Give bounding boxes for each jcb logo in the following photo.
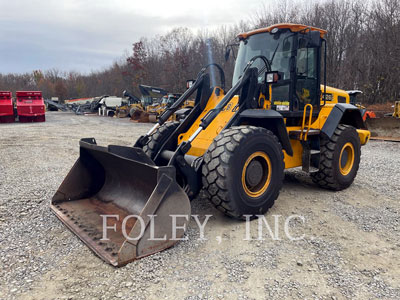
[222,103,239,112]
[222,103,232,112]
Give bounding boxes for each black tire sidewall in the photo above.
[143,122,179,159]
[227,130,284,215]
[332,127,361,187]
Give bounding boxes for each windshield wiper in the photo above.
[269,42,280,66]
[252,42,280,77]
[238,42,280,80]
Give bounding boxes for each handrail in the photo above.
[300,104,313,141]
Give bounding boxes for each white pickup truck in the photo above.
[99,97,127,116]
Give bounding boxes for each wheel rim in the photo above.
[339,142,355,176]
[241,151,272,198]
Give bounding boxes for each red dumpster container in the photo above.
[0,91,15,123]
[16,91,46,122]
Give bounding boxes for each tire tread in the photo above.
[202,126,284,219]
[143,121,179,159]
[311,124,361,191]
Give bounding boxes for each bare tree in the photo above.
[0,0,398,104]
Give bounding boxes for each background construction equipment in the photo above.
[0,91,15,123]
[16,91,46,122]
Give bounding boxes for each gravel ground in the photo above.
[0,112,399,300]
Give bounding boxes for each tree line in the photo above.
[0,0,398,104]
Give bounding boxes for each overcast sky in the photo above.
[0,0,265,74]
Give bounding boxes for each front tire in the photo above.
[311,124,361,190]
[202,126,285,219]
[142,121,179,159]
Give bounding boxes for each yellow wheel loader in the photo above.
[51,23,370,266]
[146,93,189,122]
[130,91,195,123]
[160,94,195,122]
[121,86,168,122]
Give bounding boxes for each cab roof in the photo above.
[238,23,327,40]
[322,85,349,98]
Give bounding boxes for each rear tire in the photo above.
[201,126,284,219]
[143,121,179,160]
[311,124,361,190]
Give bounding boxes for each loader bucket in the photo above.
[51,138,191,266]
[130,108,149,122]
[366,117,400,141]
[129,107,158,123]
[115,107,129,118]
[131,111,152,122]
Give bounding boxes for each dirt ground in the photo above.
[0,112,399,300]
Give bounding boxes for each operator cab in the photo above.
[234,24,326,117]
[162,94,180,107]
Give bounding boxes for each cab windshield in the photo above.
[232,31,294,86]
[142,97,153,106]
[161,96,177,106]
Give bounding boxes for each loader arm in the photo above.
[146,67,261,197]
[151,66,258,162]
[134,71,212,148]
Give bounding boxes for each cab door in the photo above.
[294,36,320,111]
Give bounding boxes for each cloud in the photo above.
[0,0,264,74]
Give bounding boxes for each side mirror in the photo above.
[307,30,321,47]
[123,90,128,97]
[186,79,195,89]
[265,71,282,84]
[224,47,231,61]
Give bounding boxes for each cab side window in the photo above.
[295,37,319,110]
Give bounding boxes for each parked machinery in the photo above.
[393,101,400,118]
[16,91,45,122]
[120,89,150,121]
[0,91,15,123]
[132,85,168,122]
[147,93,196,122]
